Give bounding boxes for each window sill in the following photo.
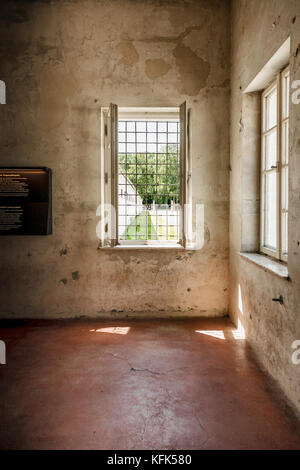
[99,244,186,251]
[238,252,289,279]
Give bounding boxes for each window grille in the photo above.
[118,120,181,243]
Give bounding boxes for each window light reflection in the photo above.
[89,327,130,335]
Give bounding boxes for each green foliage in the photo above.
[119,144,180,205]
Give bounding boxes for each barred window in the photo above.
[99,104,187,248]
[118,119,181,244]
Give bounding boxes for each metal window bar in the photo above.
[118,120,181,243]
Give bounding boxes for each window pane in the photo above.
[118,121,125,132]
[127,143,135,153]
[127,122,135,132]
[136,122,146,132]
[146,143,156,152]
[168,133,178,143]
[282,120,289,165]
[282,212,288,255]
[265,87,277,131]
[137,143,146,152]
[168,122,178,132]
[263,171,277,250]
[281,166,288,255]
[147,122,156,132]
[282,72,290,119]
[282,166,288,211]
[147,133,156,143]
[158,122,166,132]
[264,129,277,170]
[127,133,135,142]
[118,119,181,242]
[137,133,146,142]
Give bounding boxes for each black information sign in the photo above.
[0,168,52,235]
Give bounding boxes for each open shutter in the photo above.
[110,103,118,246]
[180,102,187,247]
[98,103,118,248]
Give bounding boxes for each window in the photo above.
[101,105,188,247]
[118,116,181,244]
[261,66,289,261]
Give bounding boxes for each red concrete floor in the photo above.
[0,318,299,450]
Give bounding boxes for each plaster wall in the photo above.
[0,0,230,318]
[230,0,300,414]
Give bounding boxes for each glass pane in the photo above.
[147,133,156,143]
[127,133,135,142]
[286,73,290,117]
[281,166,288,256]
[127,143,135,153]
[137,133,146,143]
[168,122,178,132]
[282,167,288,211]
[282,120,289,164]
[137,143,146,152]
[282,72,290,119]
[158,133,167,143]
[147,143,156,152]
[127,122,135,132]
[158,122,166,132]
[265,87,277,131]
[118,121,125,132]
[136,122,146,132]
[168,133,178,143]
[147,122,156,132]
[263,171,277,250]
[282,212,288,256]
[118,119,180,242]
[264,129,277,170]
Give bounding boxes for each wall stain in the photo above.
[140,25,204,45]
[172,43,210,95]
[145,59,171,80]
[60,246,68,256]
[139,24,209,95]
[37,64,76,130]
[116,35,139,66]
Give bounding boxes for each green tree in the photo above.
[119,144,180,205]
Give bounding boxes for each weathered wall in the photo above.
[230,0,300,414]
[0,0,230,318]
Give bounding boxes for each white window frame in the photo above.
[100,104,188,248]
[260,66,289,262]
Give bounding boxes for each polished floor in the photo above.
[0,318,299,450]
